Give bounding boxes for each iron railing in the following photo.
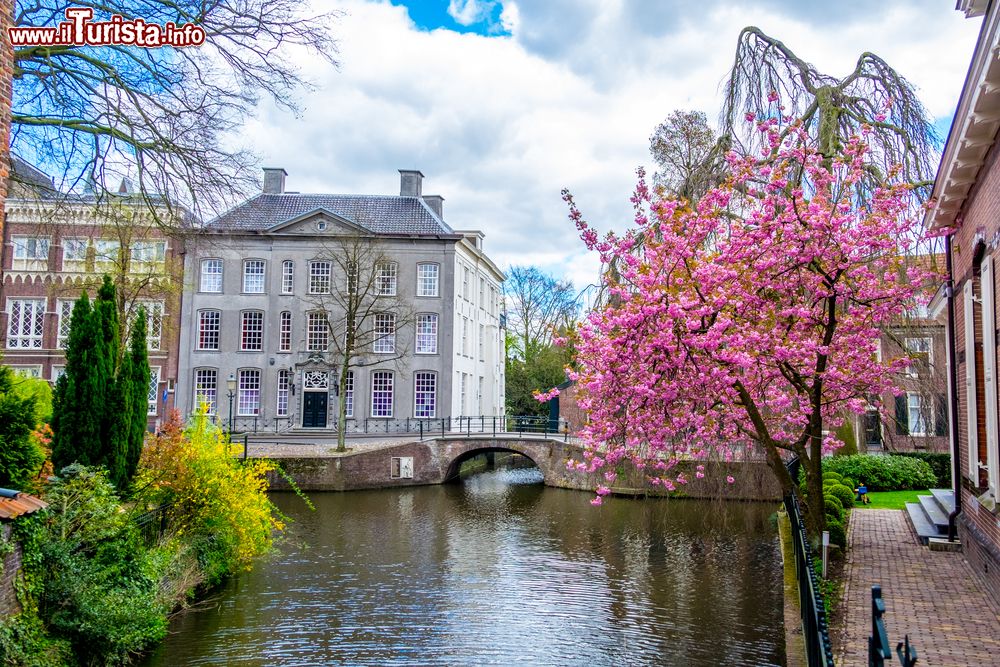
[229,414,573,441]
[869,585,918,666]
[132,502,172,547]
[784,458,835,667]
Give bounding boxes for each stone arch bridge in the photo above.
[264,434,782,500]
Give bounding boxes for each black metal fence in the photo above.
[229,414,573,441]
[869,585,918,666]
[784,459,835,667]
[132,502,172,547]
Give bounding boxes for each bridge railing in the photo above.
[869,585,918,667]
[229,415,575,441]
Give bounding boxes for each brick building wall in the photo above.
[0,523,23,616]
[950,131,1000,598]
[1,0,14,240]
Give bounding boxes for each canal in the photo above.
[142,464,785,666]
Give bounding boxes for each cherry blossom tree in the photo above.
[556,115,936,534]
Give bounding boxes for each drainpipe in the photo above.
[945,232,963,541]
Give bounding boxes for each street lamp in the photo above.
[227,373,237,434]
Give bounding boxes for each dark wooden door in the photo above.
[303,392,328,428]
[862,411,881,447]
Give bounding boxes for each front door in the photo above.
[862,411,881,448]
[302,392,328,428]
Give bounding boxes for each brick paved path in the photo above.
[836,509,1000,666]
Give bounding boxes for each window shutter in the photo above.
[895,395,909,436]
[965,279,979,477]
[983,256,1000,497]
[935,393,948,437]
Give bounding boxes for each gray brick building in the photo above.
[176,169,505,430]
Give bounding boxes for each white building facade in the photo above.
[175,169,505,431]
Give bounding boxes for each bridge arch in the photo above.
[441,444,547,483]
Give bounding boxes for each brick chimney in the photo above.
[262,167,287,194]
[399,169,423,197]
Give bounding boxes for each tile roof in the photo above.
[206,194,455,236]
[0,488,48,520]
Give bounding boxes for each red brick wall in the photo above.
[951,136,1000,599]
[0,0,14,244]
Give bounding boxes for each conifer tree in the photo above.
[124,308,151,484]
[52,294,107,468]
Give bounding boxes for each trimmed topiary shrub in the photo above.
[826,517,847,548]
[823,471,843,482]
[828,484,857,509]
[824,497,844,522]
[892,451,951,488]
[822,454,935,491]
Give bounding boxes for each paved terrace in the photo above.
[836,509,1000,666]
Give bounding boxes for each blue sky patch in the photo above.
[393,1,510,36]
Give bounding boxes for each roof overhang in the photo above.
[926,2,1000,231]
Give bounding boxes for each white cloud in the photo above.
[243,0,984,290]
[447,0,496,27]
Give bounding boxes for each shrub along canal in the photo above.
[142,460,784,666]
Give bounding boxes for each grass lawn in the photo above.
[853,489,931,510]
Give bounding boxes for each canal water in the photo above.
[142,466,784,666]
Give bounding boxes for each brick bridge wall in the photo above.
[266,437,783,501]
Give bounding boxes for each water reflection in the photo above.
[142,467,783,666]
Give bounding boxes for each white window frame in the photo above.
[148,366,161,416]
[309,260,331,294]
[131,240,166,264]
[197,310,221,350]
[371,371,394,418]
[57,300,74,349]
[376,262,397,296]
[241,310,264,351]
[135,301,164,351]
[276,369,290,417]
[307,312,329,352]
[94,239,120,268]
[194,368,218,414]
[416,313,438,354]
[281,260,295,294]
[414,371,437,418]
[373,313,396,354]
[279,311,292,352]
[907,392,931,437]
[62,238,88,267]
[238,369,262,416]
[11,235,49,261]
[417,263,439,297]
[343,370,355,418]
[6,299,45,349]
[200,258,223,293]
[8,365,42,378]
[242,259,266,293]
[904,337,932,378]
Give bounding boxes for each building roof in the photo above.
[926,3,1000,230]
[206,193,455,236]
[0,488,48,520]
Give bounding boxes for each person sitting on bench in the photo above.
[856,482,870,505]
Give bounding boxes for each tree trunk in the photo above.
[336,361,348,453]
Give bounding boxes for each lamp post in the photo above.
[227,373,237,434]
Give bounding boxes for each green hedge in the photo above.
[821,454,935,491]
[892,452,951,488]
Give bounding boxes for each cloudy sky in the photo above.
[242,0,984,292]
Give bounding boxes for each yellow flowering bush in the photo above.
[137,408,283,583]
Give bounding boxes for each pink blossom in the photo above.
[561,123,936,503]
[590,496,603,506]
